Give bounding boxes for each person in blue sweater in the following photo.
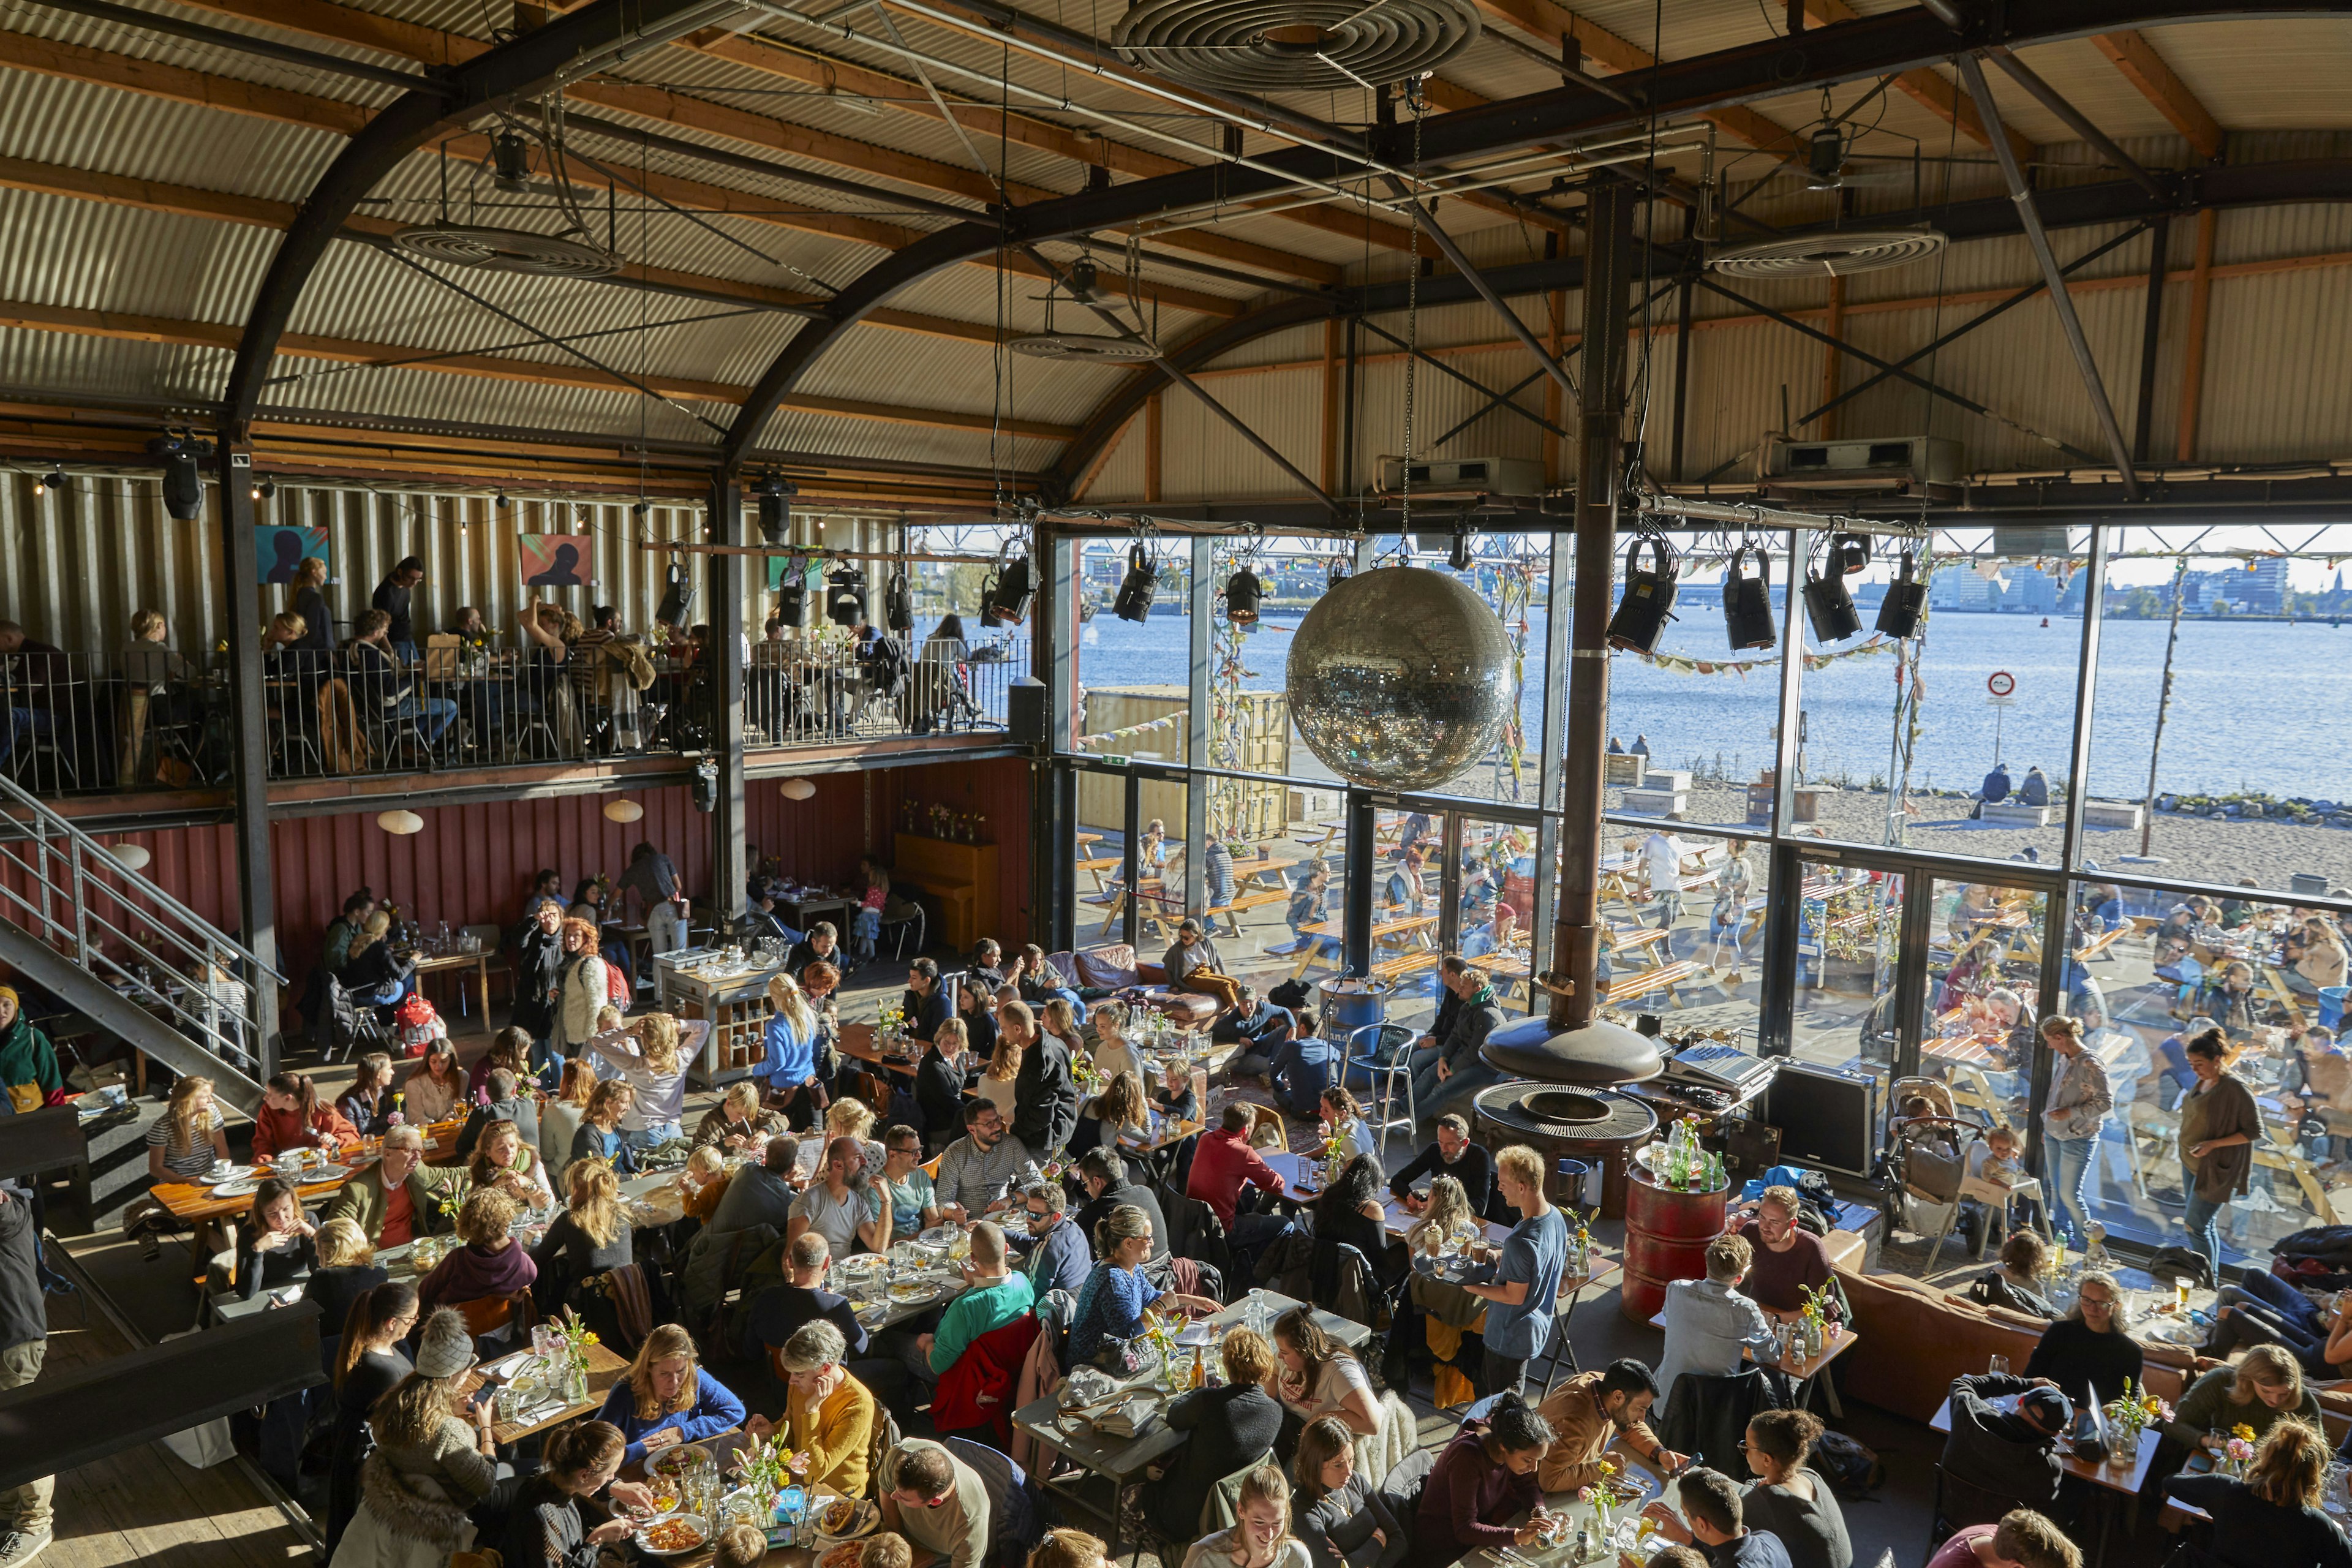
[760,973,822,1129]
[594,1323,747,1467]
[1012,1180,1093,1297]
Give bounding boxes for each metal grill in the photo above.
[1707,229,1950,280]
[1113,0,1479,92]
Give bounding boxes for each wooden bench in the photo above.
[1076,855,1122,891]
[1371,948,1442,985]
[1603,959,1705,1008]
[2073,924,2131,964]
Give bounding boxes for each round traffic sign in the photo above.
[1987,670,2015,697]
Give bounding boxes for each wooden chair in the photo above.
[1245,1103,1289,1152]
[457,1288,534,1341]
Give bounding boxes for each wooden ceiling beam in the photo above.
[0,153,1011,345]
[145,0,1352,281]
[0,34,1246,316]
[0,296,1077,441]
[2092,31,2224,160]
[1467,0,1801,158]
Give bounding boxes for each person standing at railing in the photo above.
[287,556,333,657]
[0,987,63,1115]
[371,556,424,666]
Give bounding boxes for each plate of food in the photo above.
[636,1513,709,1557]
[840,1253,888,1275]
[888,1281,933,1304]
[821,1540,869,1568]
[815,1496,879,1542]
[649,1444,712,1479]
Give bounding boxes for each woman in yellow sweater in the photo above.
[748,1319,877,1498]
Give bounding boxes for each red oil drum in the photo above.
[1621,1164,1728,1323]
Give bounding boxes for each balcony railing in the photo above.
[0,634,1026,797]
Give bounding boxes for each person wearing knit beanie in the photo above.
[413,1307,477,1381]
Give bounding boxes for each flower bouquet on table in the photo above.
[2225,1423,2258,1478]
[551,1312,600,1404]
[1795,1284,1838,1355]
[1577,1458,1623,1543]
[2099,1379,2170,1464]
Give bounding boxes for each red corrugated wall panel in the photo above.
[6,760,1032,994]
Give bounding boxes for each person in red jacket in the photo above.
[1186,1102,1287,1245]
[251,1071,360,1163]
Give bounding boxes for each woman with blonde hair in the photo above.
[594,1321,746,1466]
[1153,1327,1283,1543]
[694,1078,784,1153]
[758,971,822,1128]
[341,908,415,1009]
[530,1156,631,1314]
[1180,1461,1311,1568]
[538,1057,598,1178]
[978,1027,1022,1125]
[1041,996,1085,1056]
[820,1096,885,1180]
[2162,1418,2351,1566]
[288,555,332,655]
[1314,1086,1381,1177]
[145,1072,230,1183]
[1403,1174,1482,1259]
[301,1216,388,1342]
[588,1009,690,1153]
[679,1145,733,1223]
[570,1079,636,1175]
[2169,1343,2325,1455]
[466,1116,552,1211]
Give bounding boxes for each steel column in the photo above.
[1759,530,1809,1057]
[1670,271,1694,481]
[214,442,279,1074]
[1529,527,1574,1014]
[1344,790,1376,977]
[707,473,748,929]
[1550,176,1634,1031]
[1958,51,2142,498]
[2059,524,2112,875]
[1185,537,1212,914]
[1121,769,1142,950]
[2133,216,2173,464]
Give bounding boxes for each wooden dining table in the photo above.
[466,1340,633,1446]
[410,948,500,1025]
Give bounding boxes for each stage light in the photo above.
[1448,527,1474,573]
[251,477,275,502]
[982,556,1033,626]
[826,565,867,628]
[775,580,810,629]
[494,489,509,509]
[1112,544,1159,622]
[1723,545,1777,652]
[756,473,793,546]
[884,570,913,632]
[491,129,533,193]
[1802,533,1866,643]
[148,434,203,521]
[654,562,694,627]
[34,468,62,497]
[1327,557,1351,589]
[1606,535,1680,654]
[1224,568,1262,624]
[1877,547,1927,638]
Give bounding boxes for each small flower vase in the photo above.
[564,1359,589,1404]
[2112,1427,2141,1466]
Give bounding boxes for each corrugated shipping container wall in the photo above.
[0,472,900,658]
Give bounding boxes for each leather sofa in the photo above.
[1049,943,1221,1027]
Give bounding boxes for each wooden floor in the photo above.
[34,1289,312,1568]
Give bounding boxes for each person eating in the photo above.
[594,1323,748,1468]
[1408,1393,1556,1568]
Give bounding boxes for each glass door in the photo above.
[1790,858,1905,1079]
[1920,877,2051,1132]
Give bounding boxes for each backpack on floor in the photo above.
[2147,1245,2215,1291]
[1811,1430,1884,1495]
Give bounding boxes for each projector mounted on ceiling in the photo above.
[1114,0,1480,92]
[1708,228,1947,279]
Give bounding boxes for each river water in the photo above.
[1075,605,2352,801]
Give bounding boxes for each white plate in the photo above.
[202,1164,257,1184]
[635,1513,711,1558]
[210,1178,261,1197]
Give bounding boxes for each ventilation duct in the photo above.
[1114,0,1479,92]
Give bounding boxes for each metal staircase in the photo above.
[0,772,276,1109]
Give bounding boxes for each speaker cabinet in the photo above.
[1758,1060,1880,1178]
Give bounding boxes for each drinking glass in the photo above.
[1989,1354,2010,1376]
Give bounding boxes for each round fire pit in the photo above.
[1474,1080,1656,1219]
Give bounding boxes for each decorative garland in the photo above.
[1076,710,1188,749]
[1630,634,1901,677]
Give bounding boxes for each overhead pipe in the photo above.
[1956,51,2143,502]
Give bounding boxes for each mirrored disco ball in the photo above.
[1284,565,1513,791]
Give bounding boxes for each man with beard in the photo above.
[1534,1357,1687,1491]
[788,1136,889,1256]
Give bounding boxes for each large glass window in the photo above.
[2087,526,2352,894]
[1919,877,2049,1132]
[1605,534,1793,834]
[1797,529,2086,866]
[1790,858,1902,1080]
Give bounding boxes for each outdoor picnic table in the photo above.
[1011,1289,1368,1555]
[1289,912,1439,979]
